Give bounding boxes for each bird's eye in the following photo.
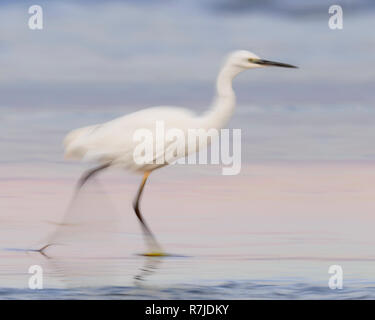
[248,58,256,63]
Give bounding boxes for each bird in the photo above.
[39,50,297,256]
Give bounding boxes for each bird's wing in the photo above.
[63,106,198,170]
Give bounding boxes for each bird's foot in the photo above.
[35,243,54,258]
[142,251,168,257]
[143,239,168,257]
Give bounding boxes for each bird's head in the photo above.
[226,50,298,70]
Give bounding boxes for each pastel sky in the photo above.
[0,0,374,108]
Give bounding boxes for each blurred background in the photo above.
[0,0,375,299]
[0,0,375,162]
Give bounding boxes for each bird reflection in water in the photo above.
[27,177,164,288]
[133,256,163,284]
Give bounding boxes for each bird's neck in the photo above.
[201,64,242,129]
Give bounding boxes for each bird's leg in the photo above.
[133,171,164,255]
[76,163,111,190]
[37,163,111,256]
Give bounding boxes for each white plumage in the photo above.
[64,50,296,173]
[64,106,198,172]
[39,50,297,256]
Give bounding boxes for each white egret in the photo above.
[40,50,297,256]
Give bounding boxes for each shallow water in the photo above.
[1,162,375,299]
[1,250,375,299]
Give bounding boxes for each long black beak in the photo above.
[254,59,298,68]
